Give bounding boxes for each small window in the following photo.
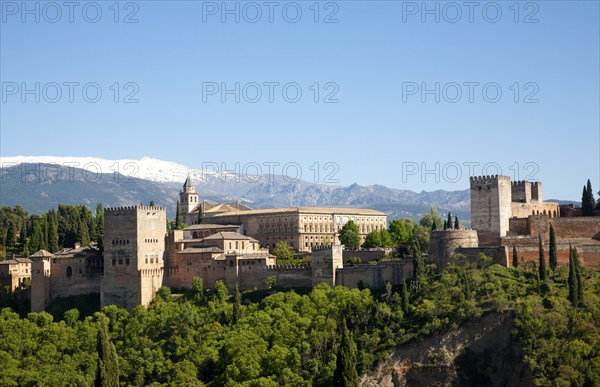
[126,258,130,265]
[112,259,116,265]
[66,266,72,277]
[118,258,123,265]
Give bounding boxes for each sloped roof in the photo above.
[202,232,259,242]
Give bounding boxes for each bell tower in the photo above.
[179,176,199,224]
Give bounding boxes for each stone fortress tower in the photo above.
[101,206,167,310]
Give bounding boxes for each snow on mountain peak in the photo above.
[0,155,205,184]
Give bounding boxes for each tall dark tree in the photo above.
[175,200,182,229]
[78,220,90,246]
[149,200,155,207]
[454,215,459,230]
[538,235,547,282]
[95,315,119,387]
[96,204,104,251]
[582,181,595,215]
[512,246,519,268]
[333,319,359,387]
[400,280,409,314]
[574,247,583,306]
[568,245,579,306]
[549,224,557,274]
[232,285,242,324]
[447,212,452,230]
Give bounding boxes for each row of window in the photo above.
[144,238,159,243]
[112,258,130,265]
[112,239,130,245]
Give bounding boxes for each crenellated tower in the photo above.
[469,175,512,244]
[102,206,167,310]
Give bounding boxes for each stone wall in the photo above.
[342,249,392,264]
[429,230,479,269]
[336,259,413,289]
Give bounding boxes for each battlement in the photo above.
[512,180,528,186]
[469,175,509,185]
[104,205,167,215]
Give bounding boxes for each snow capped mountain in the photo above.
[0,156,472,221]
[0,155,230,184]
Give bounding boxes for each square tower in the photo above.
[102,206,166,310]
[469,175,512,241]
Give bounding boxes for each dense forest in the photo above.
[1,253,598,386]
[0,204,104,257]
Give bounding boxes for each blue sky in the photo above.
[1,1,599,200]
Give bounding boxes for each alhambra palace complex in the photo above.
[1,175,597,312]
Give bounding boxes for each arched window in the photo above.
[66,266,72,277]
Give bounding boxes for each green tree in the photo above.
[272,241,294,260]
[574,247,583,306]
[419,207,443,229]
[96,204,104,251]
[78,220,90,246]
[454,215,459,230]
[47,210,59,252]
[333,319,359,387]
[95,315,119,387]
[192,276,203,302]
[400,280,409,314]
[538,235,547,282]
[339,221,360,250]
[549,224,557,274]
[512,246,519,268]
[568,245,579,306]
[447,212,452,230]
[149,200,155,207]
[175,200,181,227]
[233,285,242,324]
[363,230,381,248]
[582,180,595,215]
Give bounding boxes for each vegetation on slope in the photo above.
[0,254,598,385]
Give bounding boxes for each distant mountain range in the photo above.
[5,156,572,223]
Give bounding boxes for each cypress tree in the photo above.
[333,319,359,387]
[574,247,583,306]
[400,280,409,314]
[433,219,438,231]
[585,180,595,215]
[96,204,104,251]
[175,200,182,229]
[48,212,59,253]
[568,245,578,306]
[6,221,16,248]
[454,215,459,230]
[549,224,557,274]
[95,316,119,387]
[149,200,155,207]
[79,220,90,246]
[447,212,452,230]
[538,235,547,281]
[232,285,242,324]
[512,246,519,268]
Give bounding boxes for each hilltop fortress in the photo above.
[28,179,411,311]
[21,175,598,312]
[430,175,600,268]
